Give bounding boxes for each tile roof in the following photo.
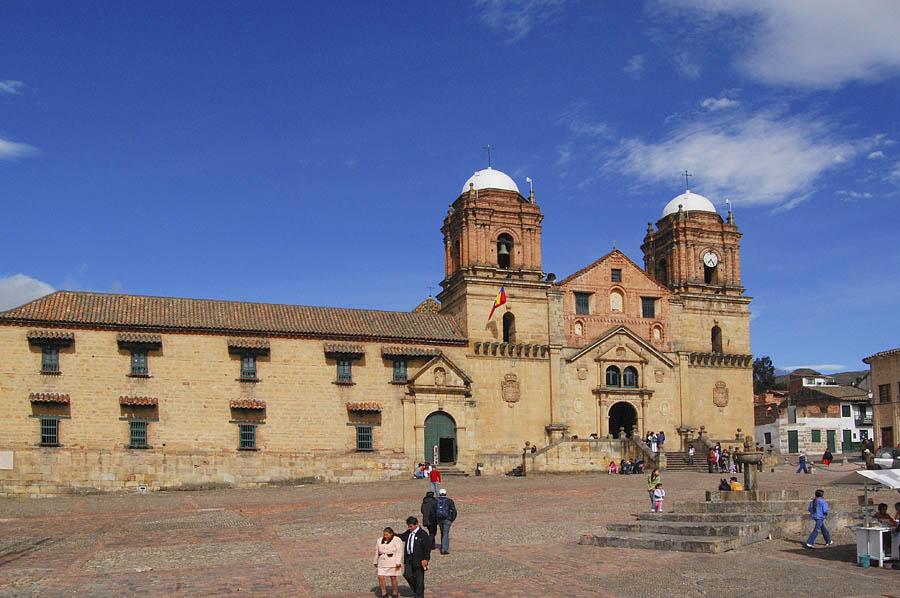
[324,343,365,355]
[381,345,442,358]
[227,337,271,350]
[119,396,158,407]
[0,291,466,345]
[346,402,382,412]
[557,249,670,292]
[230,399,266,410]
[27,329,75,342]
[863,347,900,363]
[29,392,70,404]
[413,297,440,314]
[116,332,162,345]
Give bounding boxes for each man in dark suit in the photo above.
[397,515,431,598]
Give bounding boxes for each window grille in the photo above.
[356,425,373,451]
[392,360,408,383]
[611,268,622,282]
[41,346,59,373]
[131,351,148,375]
[130,421,148,448]
[337,359,352,383]
[641,297,656,318]
[878,384,890,403]
[240,355,257,379]
[239,424,257,449]
[574,292,590,315]
[40,418,59,446]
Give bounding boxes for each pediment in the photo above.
[566,325,675,368]
[595,342,646,364]
[408,354,472,395]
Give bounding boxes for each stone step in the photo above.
[579,531,750,554]
[607,520,766,538]
[677,500,810,514]
[441,468,469,477]
[636,511,809,524]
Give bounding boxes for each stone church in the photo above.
[0,166,753,494]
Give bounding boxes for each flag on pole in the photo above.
[488,286,507,321]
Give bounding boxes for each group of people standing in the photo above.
[374,470,458,598]
[706,443,746,474]
[644,431,665,454]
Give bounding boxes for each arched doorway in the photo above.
[424,411,457,464]
[608,402,638,438]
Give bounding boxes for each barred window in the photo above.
[611,268,622,282]
[356,425,373,451]
[392,360,408,383]
[40,418,59,446]
[878,384,890,403]
[41,346,59,374]
[574,292,591,315]
[239,424,257,449]
[641,297,656,318]
[240,355,257,380]
[337,359,352,383]
[130,421,148,448]
[131,351,148,376]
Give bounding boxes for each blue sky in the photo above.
[1,1,898,373]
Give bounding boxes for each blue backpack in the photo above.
[436,496,451,519]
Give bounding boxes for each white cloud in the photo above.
[674,52,700,79]
[867,151,885,160]
[662,0,900,88]
[0,274,55,311]
[0,136,37,160]
[612,111,856,209]
[890,162,900,181]
[782,364,847,373]
[623,54,646,78]
[0,80,24,95]
[836,190,873,200]
[701,97,739,111]
[556,143,573,165]
[476,0,565,42]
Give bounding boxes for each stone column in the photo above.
[599,400,608,438]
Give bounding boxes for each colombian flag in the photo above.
[488,286,507,321]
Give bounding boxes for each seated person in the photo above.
[619,459,627,474]
[718,478,732,491]
[413,463,426,479]
[623,460,634,474]
[633,459,645,474]
[728,476,744,491]
[607,461,618,474]
[874,503,897,528]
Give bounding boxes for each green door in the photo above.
[424,412,456,464]
[787,430,799,453]
[827,430,837,453]
[841,429,851,452]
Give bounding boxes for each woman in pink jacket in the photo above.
[374,527,404,598]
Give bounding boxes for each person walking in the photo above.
[397,516,431,598]
[688,445,695,465]
[797,452,809,474]
[821,449,833,466]
[435,488,458,555]
[657,431,666,452]
[650,433,659,455]
[420,491,438,549]
[373,527,404,598]
[428,465,442,495]
[804,489,833,549]
[647,468,661,511]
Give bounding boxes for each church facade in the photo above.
[0,167,753,494]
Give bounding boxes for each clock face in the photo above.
[703,251,719,268]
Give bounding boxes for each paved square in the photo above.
[0,466,896,597]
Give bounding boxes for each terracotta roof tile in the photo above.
[413,297,440,314]
[346,402,382,412]
[381,345,442,358]
[29,392,70,404]
[864,347,900,363]
[324,343,365,355]
[119,396,158,407]
[227,337,271,350]
[27,329,74,343]
[116,332,162,345]
[230,399,266,410]
[1,291,466,345]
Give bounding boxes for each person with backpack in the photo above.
[435,488,458,555]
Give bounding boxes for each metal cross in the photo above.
[682,169,693,191]
[427,285,434,297]
[483,144,493,168]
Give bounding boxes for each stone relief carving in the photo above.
[573,398,585,414]
[434,367,446,386]
[658,401,670,416]
[615,346,626,357]
[713,381,729,408]
[576,367,588,380]
[654,369,664,383]
[501,373,520,406]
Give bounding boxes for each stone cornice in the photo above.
[686,352,753,368]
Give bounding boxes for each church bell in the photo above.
[498,243,510,256]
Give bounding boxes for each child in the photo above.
[652,483,666,512]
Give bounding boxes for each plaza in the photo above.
[0,467,894,597]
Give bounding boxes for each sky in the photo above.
[1,1,898,373]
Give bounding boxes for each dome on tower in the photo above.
[461,167,520,194]
[661,190,717,217]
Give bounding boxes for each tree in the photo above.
[753,356,776,394]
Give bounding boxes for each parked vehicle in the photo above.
[873,447,900,469]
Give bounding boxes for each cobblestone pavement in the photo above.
[0,465,897,597]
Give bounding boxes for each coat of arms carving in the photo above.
[501,373,520,406]
[713,381,729,408]
[654,369,664,383]
[576,367,588,380]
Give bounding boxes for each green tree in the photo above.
[753,356,776,394]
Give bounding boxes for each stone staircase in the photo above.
[441,466,469,477]
[505,465,524,477]
[579,490,841,553]
[663,451,708,472]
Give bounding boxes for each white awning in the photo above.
[857,469,900,489]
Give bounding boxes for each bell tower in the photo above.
[437,167,550,343]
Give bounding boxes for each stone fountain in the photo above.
[735,434,763,490]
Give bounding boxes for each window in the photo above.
[623,366,638,388]
[337,359,352,383]
[356,425,373,451]
[764,432,772,445]
[711,326,723,353]
[130,351,148,376]
[788,406,797,424]
[502,311,516,343]
[129,421,148,448]
[240,355,257,380]
[605,366,620,387]
[611,268,622,282]
[574,292,591,315]
[40,418,59,446]
[811,429,821,443]
[841,405,851,418]
[657,259,668,286]
[392,359,408,383]
[879,384,891,403]
[609,289,624,312]
[41,346,59,374]
[239,424,257,449]
[497,234,513,269]
[641,297,656,318]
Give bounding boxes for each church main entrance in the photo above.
[424,411,457,464]
[608,401,638,438]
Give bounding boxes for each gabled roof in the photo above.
[408,353,473,385]
[792,385,869,402]
[566,325,675,367]
[557,249,669,293]
[790,368,823,377]
[0,291,467,345]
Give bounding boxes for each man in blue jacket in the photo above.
[805,489,833,548]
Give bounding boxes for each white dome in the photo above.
[461,167,520,194]
[662,191,717,217]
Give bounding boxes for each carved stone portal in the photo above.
[713,381,729,408]
[501,373,520,407]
